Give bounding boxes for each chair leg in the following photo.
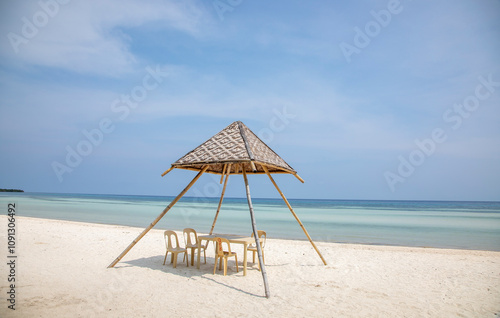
[203,249,206,264]
[173,253,178,268]
[235,254,239,273]
[190,248,195,266]
[223,257,227,276]
[163,251,168,265]
[252,251,256,264]
[185,252,189,267]
[213,257,218,274]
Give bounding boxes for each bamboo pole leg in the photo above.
[220,164,227,184]
[262,165,327,265]
[108,166,209,268]
[242,169,270,298]
[209,164,231,235]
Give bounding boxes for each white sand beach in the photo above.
[1,216,499,317]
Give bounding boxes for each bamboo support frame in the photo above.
[171,161,298,176]
[161,166,174,177]
[108,166,209,268]
[220,164,227,184]
[252,161,296,176]
[209,164,231,235]
[174,161,294,176]
[293,173,305,183]
[242,169,270,298]
[249,161,257,172]
[262,165,327,265]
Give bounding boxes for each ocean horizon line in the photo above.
[5,191,500,204]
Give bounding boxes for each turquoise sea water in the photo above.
[1,192,500,251]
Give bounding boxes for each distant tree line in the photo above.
[0,189,24,192]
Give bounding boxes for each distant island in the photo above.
[0,189,24,192]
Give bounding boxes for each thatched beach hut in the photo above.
[108,121,326,298]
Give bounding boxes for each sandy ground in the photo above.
[0,216,499,317]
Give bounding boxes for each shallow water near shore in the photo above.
[1,192,499,251]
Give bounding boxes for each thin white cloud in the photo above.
[0,0,209,76]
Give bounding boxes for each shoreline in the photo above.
[1,215,499,317]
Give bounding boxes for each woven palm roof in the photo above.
[165,121,299,177]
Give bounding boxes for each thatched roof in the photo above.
[164,121,301,178]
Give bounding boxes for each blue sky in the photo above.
[0,0,499,201]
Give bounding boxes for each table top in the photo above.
[198,234,254,244]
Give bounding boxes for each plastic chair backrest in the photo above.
[183,228,198,247]
[215,237,231,256]
[251,230,267,248]
[164,230,180,250]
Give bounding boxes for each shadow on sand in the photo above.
[116,254,265,298]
